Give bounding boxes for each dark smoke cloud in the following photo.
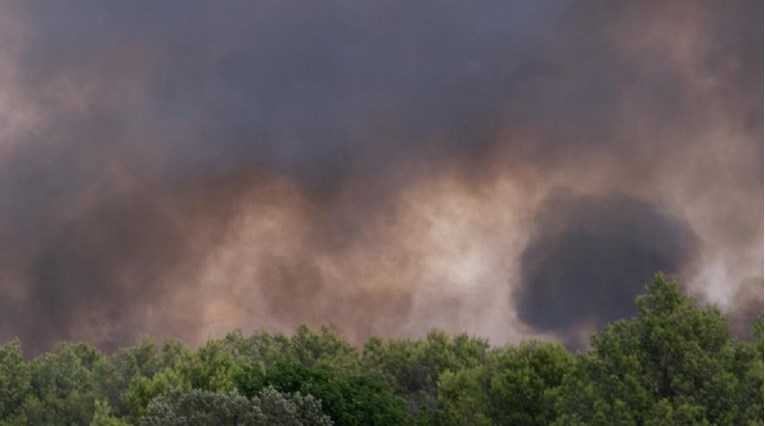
[0,0,760,353]
[516,192,699,346]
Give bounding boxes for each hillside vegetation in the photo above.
[0,275,761,425]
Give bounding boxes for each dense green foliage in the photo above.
[138,386,331,426]
[0,275,761,425]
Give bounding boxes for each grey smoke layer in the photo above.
[0,0,760,353]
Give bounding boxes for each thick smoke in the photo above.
[516,192,699,347]
[0,0,760,353]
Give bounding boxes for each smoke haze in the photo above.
[0,0,761,353]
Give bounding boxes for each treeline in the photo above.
[0,275,761,425]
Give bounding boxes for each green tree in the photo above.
[123,367,190,420]
[90,400,128,426]
[237,361,406,425]
[361,330,488,418]
[13,342,104,425]
[0,339,30,420]
[138,386,331,426]
[288,326,360,371]
[204,327,359,373]
[733,317,764,425]
[439,340,574,425]
[554,274,754,425]
[254,386,332,426]
[180,339,242,392]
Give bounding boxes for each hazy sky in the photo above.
[0,0,761,353]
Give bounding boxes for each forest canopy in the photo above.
[0,274,762,425]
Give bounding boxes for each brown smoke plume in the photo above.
[0,0,760,353]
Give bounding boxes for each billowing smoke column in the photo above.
[517,192,699,347]
[0,0,760,353]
